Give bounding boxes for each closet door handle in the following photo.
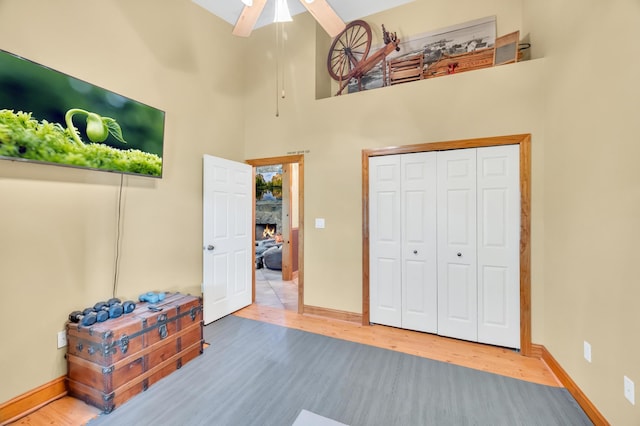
[457,252,462,257]
[413,250,418,254]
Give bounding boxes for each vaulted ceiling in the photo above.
[192,0,414,34]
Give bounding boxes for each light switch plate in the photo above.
[315,218,325,229]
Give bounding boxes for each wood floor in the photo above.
[5,396,99,426]
[235,304,561,387]
[9,302,560,425]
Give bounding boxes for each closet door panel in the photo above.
[477,145,520,348]
[481,266,508,323]
[446,263,474,320]
[401,153,437,333]
[437,149,478,342]
[369,155,402,328]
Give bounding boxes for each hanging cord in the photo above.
[280,23,286,100]
[275,22,287,117]
[275,23,280,117]
[112,173,124,298]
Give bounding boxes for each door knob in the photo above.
[413,250,418,254]
[206,245,215,251]
[457,252,462,257]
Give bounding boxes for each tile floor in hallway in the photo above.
[255,267,298,311]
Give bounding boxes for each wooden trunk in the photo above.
[66,293,203,413]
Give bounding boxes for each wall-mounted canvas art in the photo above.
[0,49,165,178]
[348,16,497,93]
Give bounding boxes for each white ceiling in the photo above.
[192,0,414,31]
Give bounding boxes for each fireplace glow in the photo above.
[262,224,276,239]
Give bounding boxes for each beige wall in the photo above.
[1,0,639,424]
[524,0,640,424]
[0,0,246,402]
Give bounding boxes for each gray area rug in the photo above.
[88,315,592,426]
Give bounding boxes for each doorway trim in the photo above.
[246,154,304,314]
[362,134,532,355]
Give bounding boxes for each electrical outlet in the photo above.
[624,376,635,405]
[583,341,591,363]
[57,330,67,349]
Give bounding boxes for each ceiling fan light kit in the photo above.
[232,0,344,37]
[274,0,293,22]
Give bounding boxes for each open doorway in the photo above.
[246,155,304,314]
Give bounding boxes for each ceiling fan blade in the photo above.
[299,0,346,37]
[232,0,267,37]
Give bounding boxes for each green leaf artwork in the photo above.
[0,109,161,176]
[65,108,127,145]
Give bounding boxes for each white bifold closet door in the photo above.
[370,145,520,349]
[477,145,520,348]
[436,148,478,342]
[436,145,520,347]
[369,152,438,333]
[369,154,402,328]
[401,152,438,333]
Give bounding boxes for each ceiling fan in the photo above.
[233,0,346,38]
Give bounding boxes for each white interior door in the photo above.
[476,145,520,348]
[401,152,438,333]
[437,149,478,342]
[369,155,402,328]
[203,155,252,324]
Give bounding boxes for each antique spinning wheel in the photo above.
[326,20,372,81]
